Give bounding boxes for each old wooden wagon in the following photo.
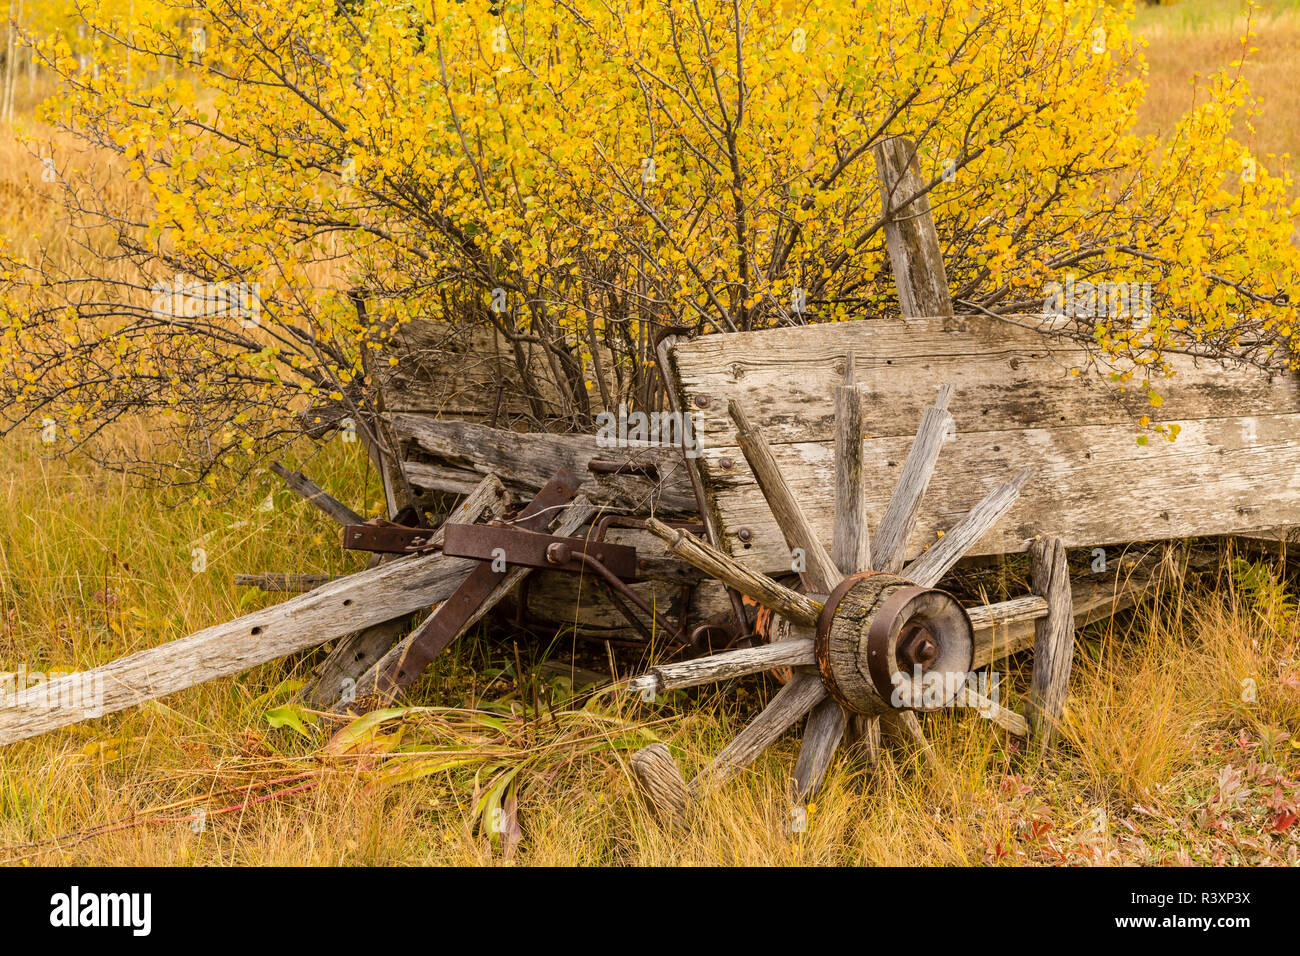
[3,137,1297,825]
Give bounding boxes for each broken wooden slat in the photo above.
[389,414,695,515]
[269,461,364,526]
[1026,536,1076,750]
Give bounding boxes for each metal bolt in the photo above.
[694,394,711,408]
[736,528,753,543]
[545,542,572,565]
[897,624,938,670]
[719,456,735,470]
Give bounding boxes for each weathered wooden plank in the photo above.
[389,414,695,515]
[690,415,1300,573]
[0,549,488,745]
[668,315,1300,446]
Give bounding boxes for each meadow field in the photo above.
[1,0,1298,865]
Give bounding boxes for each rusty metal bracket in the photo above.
[443,523,639,580]
[342,521,438,554]
[368,469,583,700]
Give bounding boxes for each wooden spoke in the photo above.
[695,673,827,789]
[627,638,816,697]
[833,358,871,576]
[792,696,848,802]
[902,467,1033,587]
[965,689,1030,737]
[1026,536,1075,750]
[729,398,841,593]
[643,517,823,627]
[871,384,954,573]
[879,710,940,772]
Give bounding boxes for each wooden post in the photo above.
[1026,536,1075,750]
[872,136,953,319]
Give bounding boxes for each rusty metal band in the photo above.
[814,571,890,712]
[865,585,928,704]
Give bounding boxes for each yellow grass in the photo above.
[0,0,1298,866]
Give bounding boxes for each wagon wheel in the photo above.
[630,368,1034,818]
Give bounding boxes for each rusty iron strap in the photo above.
[369,469,582,699]
[442,523,638,580]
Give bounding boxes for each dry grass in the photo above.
[1134,0,1300,190]
[0,438,1297,866]
[1,0,1299,866]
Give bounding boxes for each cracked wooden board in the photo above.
[666,315,1300,574]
